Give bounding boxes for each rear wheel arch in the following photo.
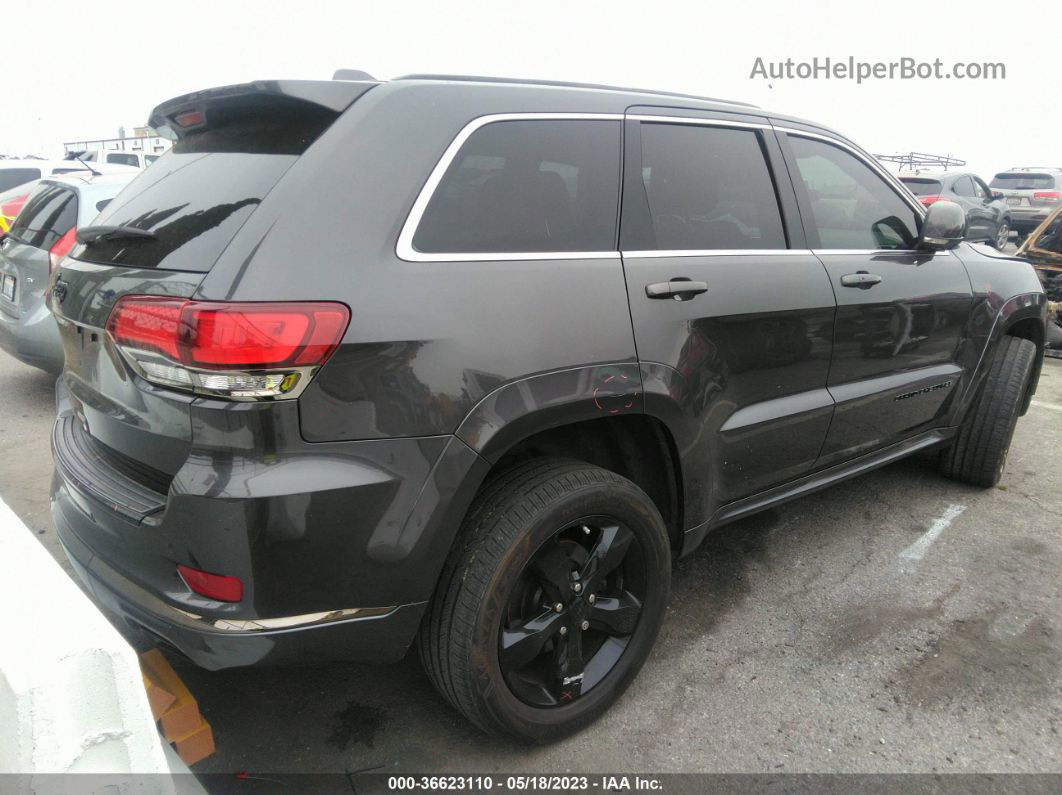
[1005,316,1045,415]
[486,414,684,556]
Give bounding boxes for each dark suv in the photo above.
[49,75,1047,742]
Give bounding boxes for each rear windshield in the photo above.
[7,183,78,250]
[900,178,942,196]
[0,168,42,192]
[70,108,338,272]
[990,173,1057,190]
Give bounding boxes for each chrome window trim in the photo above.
[811,249,950,256]
[773,125,929,219]
[623,248,813,258]
[395,112,624,263]
[627,114,771,130]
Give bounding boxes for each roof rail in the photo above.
[394,74,758,108]
[1006,166,1062,172]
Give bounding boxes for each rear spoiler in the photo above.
[148,79,376,141]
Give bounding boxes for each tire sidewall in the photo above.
[469,479,670,741]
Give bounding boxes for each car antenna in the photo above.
[73,152,102,177]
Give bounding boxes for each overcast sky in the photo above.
[5,0,1059,180]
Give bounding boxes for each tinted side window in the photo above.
[952,176,974,197]
[8,184,78,249]
[412,120,621,254]
[0,168,41,192]
[635,123,786,250]
[789,136,920,250]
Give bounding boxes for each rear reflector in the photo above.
[49,227,78,273]
[177,564,243,602]
[106,297,350,399]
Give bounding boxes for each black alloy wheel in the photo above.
[500,517,645,707]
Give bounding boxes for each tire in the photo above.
[993,219,1010,250]
[939,336,1036,487]
[418,458,671,741]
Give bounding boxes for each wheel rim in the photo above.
[997,223,1009,249]
[498,516,646,708]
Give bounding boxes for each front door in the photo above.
[780,131,974,467]
[620,109,836,509]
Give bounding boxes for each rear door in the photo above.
[620,108,836,504]
[778,130,973,467]
[951,175,988,240]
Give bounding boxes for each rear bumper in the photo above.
[0,300,63,371]
[1009,208,1054,232]
[50,391,490,670]
[57,516,426,669]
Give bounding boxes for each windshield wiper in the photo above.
[77,225,157,244]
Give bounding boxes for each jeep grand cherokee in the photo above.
[48,74,1047,741]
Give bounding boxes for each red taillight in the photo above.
[1033,191,1061,202]
[106,296,183,359]
[177,564,243,602]
[919,196,945,206]
[185,303,349,369]
[49,227,77,273]
[108,298,350,369]
[105,297,350,399]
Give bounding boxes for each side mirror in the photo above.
[991,190,1005,200]
[917,200,966,252]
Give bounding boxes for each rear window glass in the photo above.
[69,153,294,271]
[990,173,1056,190]
[899,178,942,196]
[0,168,42,192]
[8,183,78,249]
[69,100,342,272]
[412,119,621,254]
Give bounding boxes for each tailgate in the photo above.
[50,79,374,482]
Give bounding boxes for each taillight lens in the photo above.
[1033,191,1061,202]
[49,227,77,273]
[106,297,350,400]
[177,564,243,602]
[919,197,945,206]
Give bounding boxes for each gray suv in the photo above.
[48,75,1047,741]
[990,167,1062,241]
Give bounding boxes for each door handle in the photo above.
[645,279,709,300]
[840,271,882,289]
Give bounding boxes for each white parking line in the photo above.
[900,504,967,562]
[1030,400,1062,413]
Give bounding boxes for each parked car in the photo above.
[68,149,163,169]
[990,167,1062,242]
[899,171,1011,249]
[0,158,135,193]
[48,75,1046,742]
[0,170,138,372]
[0,160,137,233]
